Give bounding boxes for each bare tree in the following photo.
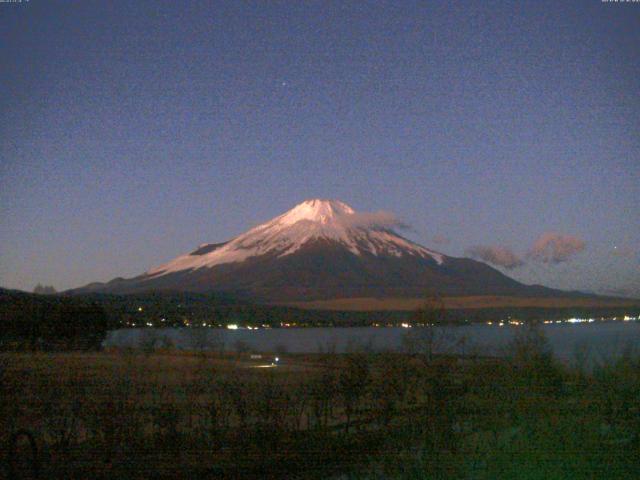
[402,296,461,361]
[338,354,370,433]
[187,327,209,352]
[138,329,158,355]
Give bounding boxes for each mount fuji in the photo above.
[73,199,570,303]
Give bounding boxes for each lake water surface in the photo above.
[104,321,640,365]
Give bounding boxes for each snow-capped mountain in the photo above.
[147,199,444,276]
[73,199,565,301]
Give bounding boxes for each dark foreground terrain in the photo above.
[2,327,639,479]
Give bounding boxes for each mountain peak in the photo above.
[280,199,355,225]
[146,200,444,277]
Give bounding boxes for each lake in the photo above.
[104,321,640,365]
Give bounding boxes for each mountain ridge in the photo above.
[70,199,592,303]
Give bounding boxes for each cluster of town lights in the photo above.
[128,307,638,329]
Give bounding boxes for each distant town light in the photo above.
[567,318,586,324]
[227,324,239,330]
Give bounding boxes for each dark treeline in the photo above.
[1,287,638,351]
[0,289,112,350]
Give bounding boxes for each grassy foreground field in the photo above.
[283,295,640,311]
[1,333,639,479]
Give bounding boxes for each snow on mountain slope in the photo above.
[147,199,444,277]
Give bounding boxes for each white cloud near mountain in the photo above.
[528,232,586,264]
[465,245,525,270]
[465,232,586,269]
[344,210,411,230]
[432,235,451,246]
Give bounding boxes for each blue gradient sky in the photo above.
[1,1,638,296]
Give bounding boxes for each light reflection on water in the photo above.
[104,321,640,365]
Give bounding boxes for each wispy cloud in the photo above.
[528,232,585,264]
[432,234,451,246]
[465,245,524,270]
[345,210,411,230]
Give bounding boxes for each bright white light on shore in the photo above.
[227,324,238,330]
[401,322,411,328]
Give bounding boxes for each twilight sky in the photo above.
[1,1,638,297]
